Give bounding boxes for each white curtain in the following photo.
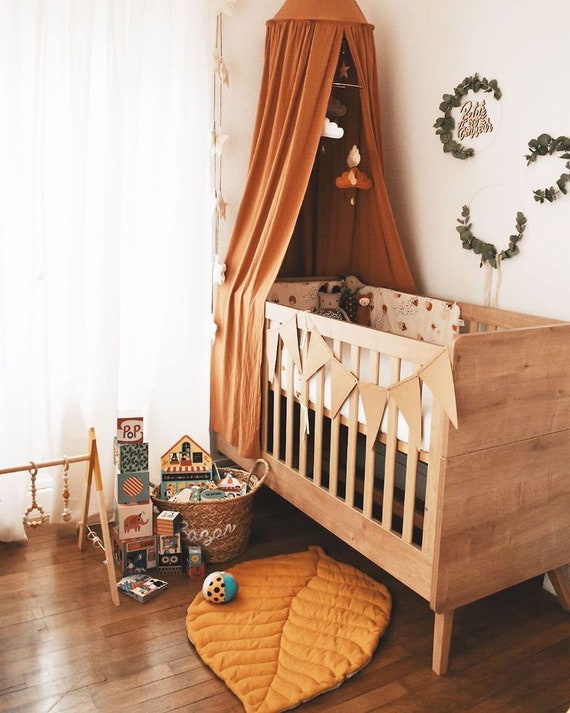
[0,1,212,541]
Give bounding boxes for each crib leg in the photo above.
[432,610,454,675]
[547,567,570,612]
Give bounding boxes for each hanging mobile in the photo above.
[61,455,72,522]
[23,461,48,527]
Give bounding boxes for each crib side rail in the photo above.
[263,302,450,587]
[457,301,564,333]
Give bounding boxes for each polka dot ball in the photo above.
[202,570,239,604]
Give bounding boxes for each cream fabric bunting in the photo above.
[265,327,280,383]
[358,382,388,451]
[330,359,358,419]
[389,377,422,450]
[420,350,458,427]
[279,316,302,373]
[265,321,458,454]
[302,329,333,381]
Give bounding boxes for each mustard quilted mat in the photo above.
[186,546,391,713]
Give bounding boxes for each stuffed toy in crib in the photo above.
[315,284,349,321]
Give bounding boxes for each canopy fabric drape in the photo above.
[211,0,416,459]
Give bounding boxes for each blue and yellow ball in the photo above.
[202,570,239,604]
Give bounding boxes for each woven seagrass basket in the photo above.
[151,459,268,563]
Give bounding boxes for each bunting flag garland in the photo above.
[302,329,333,381]
[265,327,280,383]
[279,316,302,373]
[358,382,388,451]
[329,359,358,419]
[390,376,423,451]
[265,321,458,450]
[420,350,458,427]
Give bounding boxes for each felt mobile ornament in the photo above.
[336,145,372,204]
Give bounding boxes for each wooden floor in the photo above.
[1,487,569,713]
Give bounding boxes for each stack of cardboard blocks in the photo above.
[185,544,205,579]
[113,427,209,580]
[112,416,155,576]
[156,514,203,578]
[155,510,183,575]
[157,436,216,576]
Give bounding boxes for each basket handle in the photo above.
[245,458,269,491]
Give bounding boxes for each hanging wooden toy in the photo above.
[61,456,72,522]
[23,461,48,527]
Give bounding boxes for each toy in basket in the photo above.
[151,459,268,563]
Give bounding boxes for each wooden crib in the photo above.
[215,285,570,674]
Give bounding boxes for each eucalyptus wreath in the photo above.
[456,205,527,268]
[434,74,502,160]
[525,133,570,203]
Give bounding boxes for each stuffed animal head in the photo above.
[355,292,373,326]
[315,285,348,321]
[344,275,365,293]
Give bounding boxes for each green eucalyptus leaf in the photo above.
[436,75,501,160]
[455,205,525,269]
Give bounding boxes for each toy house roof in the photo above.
[160,435,212,474]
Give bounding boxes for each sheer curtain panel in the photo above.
[0,1,211,541]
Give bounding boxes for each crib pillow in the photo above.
[357,285,460,346]
[267,279,344,312]
[267,278,461,347]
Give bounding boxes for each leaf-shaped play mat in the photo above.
[186,546,391,713]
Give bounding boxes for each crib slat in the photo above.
[328,340,342,497]
[262,321,270,454]
[421,400,445,556]
[313,366,325,488]
[402,446,420,543]
[380,356,401,526]
[329,422,340,497]
[402,380,423,542]
[345,343,361,507]
[298,335,309,478]
[284,351,295,468]
[272,345,282,460]
[361,349,381,517]
[362,437,376,515]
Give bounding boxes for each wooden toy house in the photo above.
[160,436,213,483]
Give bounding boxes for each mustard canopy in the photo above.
[211,0,416,458]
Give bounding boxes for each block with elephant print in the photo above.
[114,500,154,540]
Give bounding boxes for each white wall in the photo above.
[212,0,570,320]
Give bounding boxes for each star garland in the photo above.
[525,133,570,204]
[434,74,502,160]
[455,205,527,268]
[211,4,236,290]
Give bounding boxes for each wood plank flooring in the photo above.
[1,487,569,713]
